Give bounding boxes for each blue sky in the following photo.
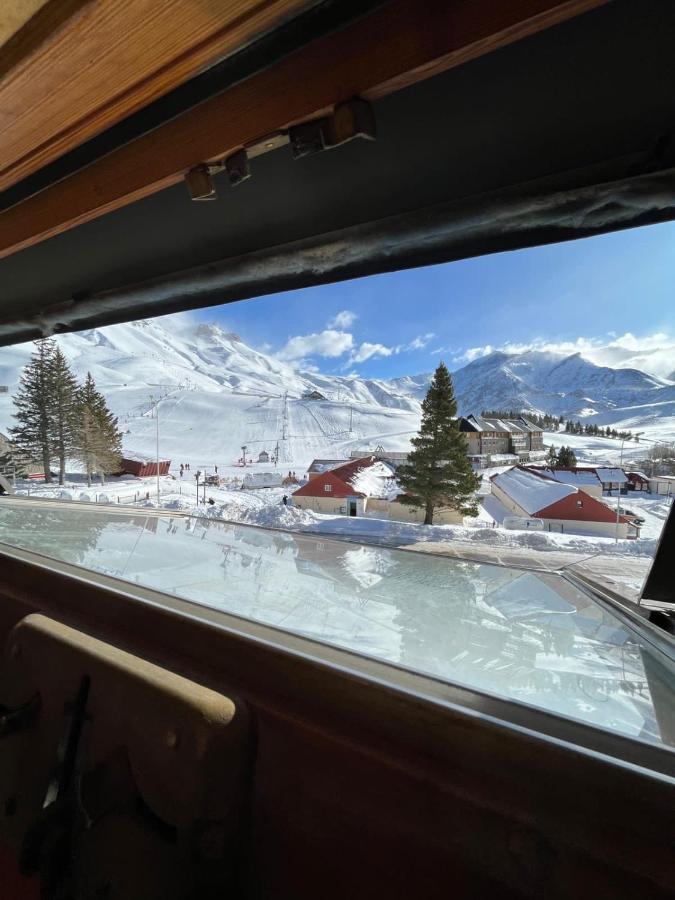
[191,221,675,379]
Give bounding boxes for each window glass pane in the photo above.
[0,503,673,752]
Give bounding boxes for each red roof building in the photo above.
[293,457,464,525]
[294,457,379,500]
[626,472,650,491]
[120,456,171,477]
[490,466,639,538]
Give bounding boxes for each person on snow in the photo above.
[282,495,288,506]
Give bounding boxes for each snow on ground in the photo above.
[543,430,672,469]
[13,466,670,561]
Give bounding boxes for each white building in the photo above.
[490,467,639,539]
[649,474,675,496]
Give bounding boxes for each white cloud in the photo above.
[277,329,354,361]
[452,332,675,379]
[404,332,435,351]
[455,345,494,363]
[350,342,393,364]
[327,310,357,329]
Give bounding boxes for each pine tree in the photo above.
[10,339,57,482]
[74,373,123,486]
[556,446,577,468]
[50,347,80,485]
[397,362,479,525]
[546,445,558,467]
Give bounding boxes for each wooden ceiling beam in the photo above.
[0,0,608,262]
[0,0,316,193]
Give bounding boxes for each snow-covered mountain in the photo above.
[450,350,675,422]
[390,348,675,428]
[0,319,673,468]
[0,320,423,468]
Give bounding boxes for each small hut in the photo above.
[258,449,270,463]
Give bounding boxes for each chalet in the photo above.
[120,454,171,477]
[258,450,270,463]
[524,466,603,498]
[458,415,544,466]
[594,467,628,493]
[302,390,326,401]
[293,456,463,524]
[626,472,650,492]
[490,466,639,539]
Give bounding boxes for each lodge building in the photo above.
[458,416,545,466]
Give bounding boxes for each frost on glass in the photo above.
[0,504,673,750]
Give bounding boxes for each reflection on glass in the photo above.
[0,504,673,750]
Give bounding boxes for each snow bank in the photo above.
[160,492,658,560]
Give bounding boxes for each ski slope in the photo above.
[1,316,673,476]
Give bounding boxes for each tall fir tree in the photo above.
[50,346,80,485]
[10,339,57,482]
[397,362,479,525]
[74,373,123,486]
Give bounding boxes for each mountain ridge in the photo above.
[0,319,673,467]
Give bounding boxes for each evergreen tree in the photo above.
[74,373,123,486]
[50,346,80,485]
[10,339,56,482]
[546,445,558,467]
[397,362,479,525]
[556,446,577,468]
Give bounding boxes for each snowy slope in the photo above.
[0,319,422,469]
[394,350,675,432]
[1,319,673,471]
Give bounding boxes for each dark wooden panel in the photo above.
[0,0,607,261]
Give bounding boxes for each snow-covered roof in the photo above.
[594,467,628,483]
[492,467,576,515]
[463,415,542,434]
[489,454,519,463]
[350,460,400,499]
[528,467,601,488]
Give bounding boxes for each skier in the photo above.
[282,495,288,506]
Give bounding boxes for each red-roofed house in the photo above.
[293,456,463,524]
[491,466,640,539]
[626,472,650,492]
